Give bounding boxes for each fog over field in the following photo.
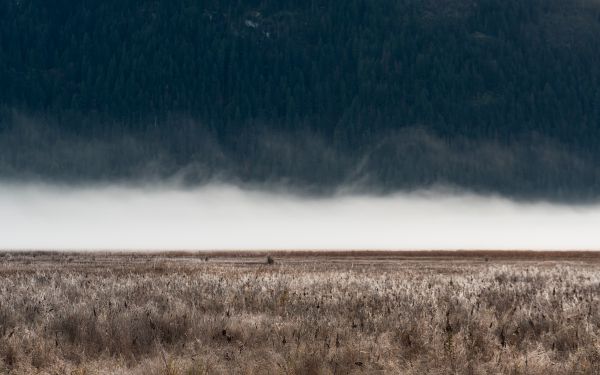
[1,183,599,251]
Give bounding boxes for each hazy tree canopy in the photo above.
[1,0,600,200]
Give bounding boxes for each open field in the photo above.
[1,251,600,374]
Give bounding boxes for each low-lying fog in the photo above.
[0,183,599,250]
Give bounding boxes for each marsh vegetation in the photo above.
[0,251,599,374]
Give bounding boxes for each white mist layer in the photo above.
[0,184,599,250]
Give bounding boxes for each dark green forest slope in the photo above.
[1,0,600,199]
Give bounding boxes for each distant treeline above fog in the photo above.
[1,0,600,200]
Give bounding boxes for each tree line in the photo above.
[1,0,600,200]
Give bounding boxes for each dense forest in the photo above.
[1,0,600,200]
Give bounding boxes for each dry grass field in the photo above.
[1,251,600,374]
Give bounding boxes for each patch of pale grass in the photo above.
[0,255,599,374]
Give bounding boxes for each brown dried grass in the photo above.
[0,252,599,374]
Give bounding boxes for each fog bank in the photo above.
[0,184,599,250]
